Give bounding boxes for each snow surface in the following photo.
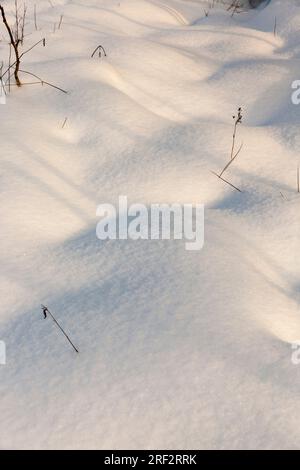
[0,0,300,450]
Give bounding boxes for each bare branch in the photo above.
[211,171,242,193]
[91,44,107,58]
[19,69,68,93]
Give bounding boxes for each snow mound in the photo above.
[0,0,299,450]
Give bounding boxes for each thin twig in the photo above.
[211,171,242,192]
[211,107,243,193]
[220,142,243,178]
[58,14,63,30]
[20,3,27,44]
[8,42,11,92]
[41,305,79,354]
[0,3,21,86]
[34,4,38,31]
[91,44,107,58]
[230,107,242,160]
[1,38,46,80]
[280,191,286,200]
[19,69,68,93]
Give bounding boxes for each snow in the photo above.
[0,0,300,450]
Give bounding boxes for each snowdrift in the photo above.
[0,0,299,450]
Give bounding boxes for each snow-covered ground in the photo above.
[0,0,300,450]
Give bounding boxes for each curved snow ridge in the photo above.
[88,40,219,123]
[0,0,300,451]
[147,0,189,25]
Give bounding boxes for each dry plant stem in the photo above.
[229,107,242,160]
[0,4,21,86]
[34,4,38,30]
[0,37,67,95]
[8,43,11,91]
[6,81,65,90]
[211,107,243,192]
[230,119,240,160]
[14,0,19,38]
[0,62,5,100]
[58,14,63,29]
[227,0,243,16]
[297,166,300,193]
[19,69,68,93]
[91,45,107,58]
[41,305,79,354]
[230,122,237,159]
[220,142,243,178]
[211,171,242,192]
[1,38,45,80]
[13,1,27,44]
[20,4,27,44]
